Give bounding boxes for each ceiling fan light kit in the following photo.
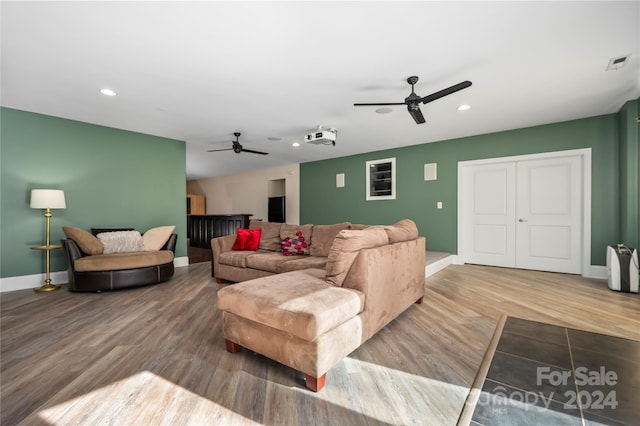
[375,107,393,114]
[354,76,472,124]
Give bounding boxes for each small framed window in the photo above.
[366,157,396,200]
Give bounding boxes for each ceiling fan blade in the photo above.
[241,148,269,155]
[407,105,426,124]
[420,81,472,104]
[354,102,406,106]
[207,148,233,152]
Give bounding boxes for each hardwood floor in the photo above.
[1,264,638,425]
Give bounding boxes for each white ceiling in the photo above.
[2,1,639,180]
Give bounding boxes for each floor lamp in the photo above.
[30,189,66,292]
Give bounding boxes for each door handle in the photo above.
[518,218,528,222]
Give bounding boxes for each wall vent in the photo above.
[606,55,630,71]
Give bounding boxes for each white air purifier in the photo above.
[606,245,639,293]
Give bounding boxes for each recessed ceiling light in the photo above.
[267,136,281,141]
[375,107,393,114]
[100,88,117,97]
[292,142,300,147]
[457,104,471,111]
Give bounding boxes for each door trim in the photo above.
[457,148,592,276]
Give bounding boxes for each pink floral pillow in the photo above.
[281,230,309,256]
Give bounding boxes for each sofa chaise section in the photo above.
[217,221,426,392]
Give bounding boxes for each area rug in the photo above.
[458,316,639,426]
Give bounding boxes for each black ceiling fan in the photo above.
[207,132,268,155]
[354,76,472,124]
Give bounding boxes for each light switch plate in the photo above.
[336,173,345,188]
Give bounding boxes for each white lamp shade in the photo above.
[30,189,66,209]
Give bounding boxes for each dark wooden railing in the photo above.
[187,214,252,248]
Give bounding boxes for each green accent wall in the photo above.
[618,99,640,248]
[0,107,187,278]
[301,113,623,266]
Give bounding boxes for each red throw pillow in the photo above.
[232,228,262,251]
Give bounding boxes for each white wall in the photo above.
[187,164,300,224]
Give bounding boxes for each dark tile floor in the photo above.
[471,317,640,426]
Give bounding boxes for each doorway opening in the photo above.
[268,179,286,223]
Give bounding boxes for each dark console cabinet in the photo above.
[187,214,252,248]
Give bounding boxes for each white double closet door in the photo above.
[459,150,588,274]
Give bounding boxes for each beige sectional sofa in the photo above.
[215,219,426,392]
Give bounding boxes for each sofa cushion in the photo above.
[249,220,283,251]
[97,230,144,254]
[309,222,351,257]
[246,251,294,273]
[279,256,329,273]
[143,226,176,251]
[217,269,364,342]
[219,250,262,268]
[74,250,174,272]
[280,223,314,240]
[232,228,262,251]
[349,224,370,230]
[63,226,104,255]
[384,219,419,243]
[325,226,389,287]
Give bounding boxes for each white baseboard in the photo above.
[0,271,69,293]
[588,265,608,280]
[0,256,191,293]
[174,256,189,268]
[425,255,454,277]
[424,256,607,280]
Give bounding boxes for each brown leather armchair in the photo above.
[62,234,177,292]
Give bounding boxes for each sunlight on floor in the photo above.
[34,360,471,425]
[36,371,260,425]
[316,358,470,425]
